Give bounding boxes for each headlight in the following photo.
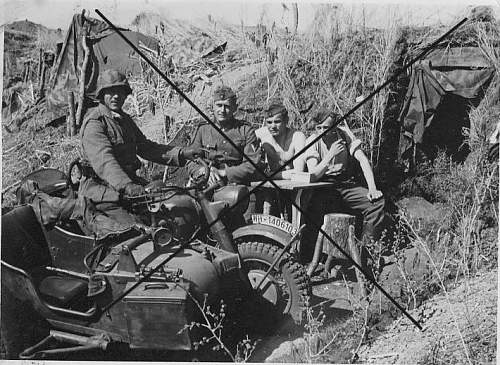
[152,227,173,251]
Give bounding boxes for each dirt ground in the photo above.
[358,269,497,364]
[250,261,497,364]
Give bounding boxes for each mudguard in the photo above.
[232,224,293,248]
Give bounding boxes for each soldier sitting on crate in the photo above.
[77,69,201,237]
[301,108,386,268]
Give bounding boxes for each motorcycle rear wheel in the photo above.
[238,241,309,324]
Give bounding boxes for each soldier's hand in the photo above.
[124,182,146,197]
[367,189,383,202]
[327,140,345,158]
[180,147,202,161]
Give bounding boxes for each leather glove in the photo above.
[123,182,145,197]
[180,147,202,161]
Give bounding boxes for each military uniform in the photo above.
[78,103,183,236]
[187,120,263,184]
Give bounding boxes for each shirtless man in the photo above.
[255,103,306,179]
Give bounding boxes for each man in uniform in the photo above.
[79,69,200,237]
[187,85,263,185]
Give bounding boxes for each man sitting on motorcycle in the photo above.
[78,69,200,237]
[187,85,264,225]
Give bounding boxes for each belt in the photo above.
[80,159,143,186]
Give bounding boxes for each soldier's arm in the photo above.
[353,149,382,201]
[82,119,133,191]
[224,127,263,183]
[133,122,183,166]
[305,137,338,182]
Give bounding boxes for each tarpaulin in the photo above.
[45,14,158,121]
[398,46,495,162]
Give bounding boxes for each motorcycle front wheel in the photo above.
[238,241,309,324]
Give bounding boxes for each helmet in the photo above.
[95,69,132,99]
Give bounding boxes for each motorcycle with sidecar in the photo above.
[1,158,310,360]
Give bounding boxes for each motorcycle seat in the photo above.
[38,276,88,306]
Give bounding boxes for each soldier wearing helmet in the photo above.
[78,69,200,236]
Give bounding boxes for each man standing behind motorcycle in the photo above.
[187,85,263,185]
[78,69,200,236]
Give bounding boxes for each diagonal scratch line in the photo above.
[95,9,467,330]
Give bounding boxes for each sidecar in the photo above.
[1,203,243,359]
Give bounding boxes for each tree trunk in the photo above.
[67,91,76,137]
[321,213,356,258]
[37,63,46,99]
[37,48,43,80]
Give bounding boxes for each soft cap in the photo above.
[310,108,340,124]
[212,85,236,101]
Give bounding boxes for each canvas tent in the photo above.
[46,13,159,121]
[398,46,496,165]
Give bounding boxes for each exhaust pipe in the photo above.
[19,330,109,360]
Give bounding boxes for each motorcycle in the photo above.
[1,158,310,360]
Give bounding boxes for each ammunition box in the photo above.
[123,281,192,350]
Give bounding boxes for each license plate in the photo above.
[250,214,298,236]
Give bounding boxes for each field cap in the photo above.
[311,107,340,124]
[264,103,288,119]
[213,85,236,102]
[96,69,132,99]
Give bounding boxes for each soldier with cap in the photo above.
[255,102,306,179]
[78,69,200,236]
[187,85,263,185]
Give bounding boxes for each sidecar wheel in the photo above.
[238,241,309,324]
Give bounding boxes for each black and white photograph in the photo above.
[1,0,498,362]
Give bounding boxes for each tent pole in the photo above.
[75,35,90,128]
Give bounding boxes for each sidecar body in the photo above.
[1,203,242,359]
